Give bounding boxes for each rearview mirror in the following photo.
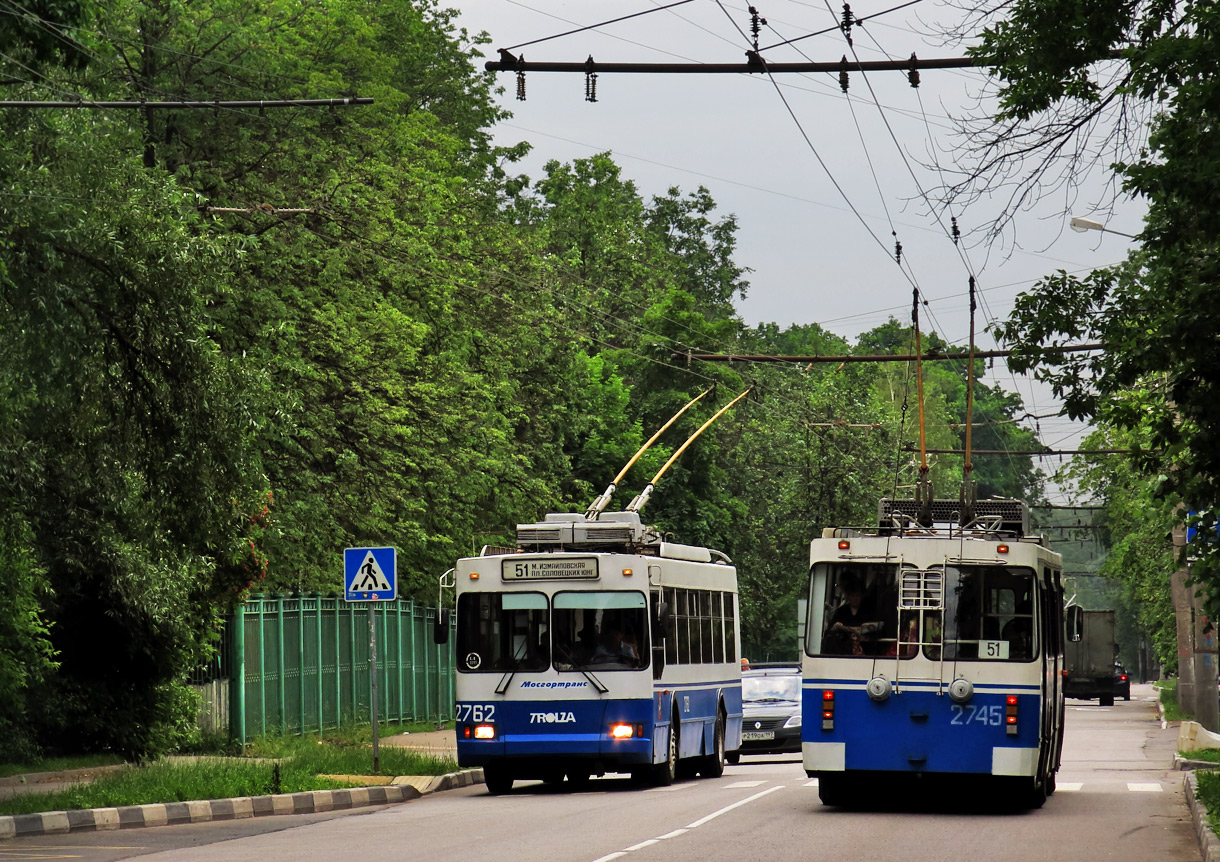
[433,607,451,645]
[1066,606,1083,643]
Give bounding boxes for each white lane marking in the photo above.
[685,786,785,829]
[1128,783,1163,792]
[657,830,689,840]
[645,784,694,792]
[804,780,819,787]
[624,840,659,851]
[724,780,766,788]
[592,854,628,862]
[1056,782,1083,791]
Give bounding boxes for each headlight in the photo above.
[783,714,802,729]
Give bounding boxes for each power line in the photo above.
[672,343,1103,363]
[0,97,373,109]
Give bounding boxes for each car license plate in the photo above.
[741,731,774,741]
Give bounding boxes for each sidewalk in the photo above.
[381,728,457,759]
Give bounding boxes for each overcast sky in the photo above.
[450,1,1144,502]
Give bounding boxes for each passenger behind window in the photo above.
[824,574,883,656]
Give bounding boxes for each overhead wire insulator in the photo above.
[749,6,767,51]
[584,55,598,102]
[839,55,849,93]
[516,69,526,101]
[841,3,854,46]
[908,52,920,88]
[951,215,960,245]
[894,237,903,264]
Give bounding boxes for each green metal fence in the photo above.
[228,595,455,745]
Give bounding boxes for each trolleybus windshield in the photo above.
[553,591,648,671]
[806,562,1038,662]
[456,592,549,673]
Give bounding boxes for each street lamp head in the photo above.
[1070,216,1105,233]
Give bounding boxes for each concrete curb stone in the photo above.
[0,768,484,841]
[1184,770,1220,862]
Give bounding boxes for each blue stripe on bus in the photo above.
[804,679,1041,691]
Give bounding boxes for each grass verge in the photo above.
[1184,749,1220,764]
[1156,679,1193,722]
[0,724,457,817]
[1197,770,1220,835]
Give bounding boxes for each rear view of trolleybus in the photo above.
[442,510,743,794]
[803,498,1065,808]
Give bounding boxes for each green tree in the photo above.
[957,0,1220,604]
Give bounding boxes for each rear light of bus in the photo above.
[610,723,644,739]
[1005,695,1018,736]
[474,724,496,740]
[822,690,835,731]
[997,544,1009,554]
[838,540,850,550]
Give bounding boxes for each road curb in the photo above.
[0,768,483,841]
[1184,771,1220,862]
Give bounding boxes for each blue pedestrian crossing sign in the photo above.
[344,547,397,601]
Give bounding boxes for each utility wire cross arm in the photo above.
[487,50,975,75]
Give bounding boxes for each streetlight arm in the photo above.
[1070,216,1136,239]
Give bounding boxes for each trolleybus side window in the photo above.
[552,591,648,671]
[943,566,1038,661]
[658,586,735,666]
[456,592,549,673]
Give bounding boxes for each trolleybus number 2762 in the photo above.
[456,703,496,723]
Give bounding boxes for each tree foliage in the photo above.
[0,0,1051,756]
[969,0,1220,609]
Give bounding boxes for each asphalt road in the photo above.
[0,684,1199,862]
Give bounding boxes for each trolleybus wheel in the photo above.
[651,722,678,786]
[817,774,850,807]
[484,764,514,795]
[566,770,592,789]
[1099,694,1115,707]
[699,712,727,778]
[725,751,740,765]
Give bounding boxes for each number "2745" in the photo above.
[950,704,1004,726]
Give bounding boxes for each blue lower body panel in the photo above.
[457,698,655,775]
[805,686,1042,775]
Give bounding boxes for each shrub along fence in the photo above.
[225,594,455,745]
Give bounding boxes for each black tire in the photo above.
[726,751,741,765]
[699,713,727,778]
[566,769,592,790]
[817,774,850,807]
[484,764,513,795]
[651,721,678,786]
[1046,771,1057,797]
[1100,694,1115,707]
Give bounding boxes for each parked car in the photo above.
[729,664,802,763]
[1114,662,1131,700]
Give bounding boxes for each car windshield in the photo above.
[742,674,801,703]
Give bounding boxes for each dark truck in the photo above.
[1064,607,1118,706]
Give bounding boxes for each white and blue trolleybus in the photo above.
[803,497,1065,808]
[441,510,743,794]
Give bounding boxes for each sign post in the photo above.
[344,547,397,775]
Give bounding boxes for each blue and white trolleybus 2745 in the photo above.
[803,497,1065,808]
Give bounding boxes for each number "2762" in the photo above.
[457,703,495,723]
[949,704,1004,726]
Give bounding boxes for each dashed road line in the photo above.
[1127,783,1163,792]
[1057,782,1083,792]
[723,781,766,788]
[588,784,786,862]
